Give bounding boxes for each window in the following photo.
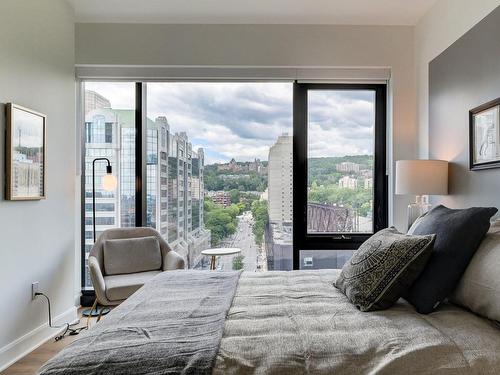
[84,217,115,226]
[81,80,387,291]
[293,83,387,269]
[105,123,113,143]
[145,82,293,271]
[82,82,136,289]
[303,256,313,267]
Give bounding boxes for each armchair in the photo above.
[88,227,185,306]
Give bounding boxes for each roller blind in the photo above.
[75,65,390,83]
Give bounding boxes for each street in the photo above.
[218,211,264,271]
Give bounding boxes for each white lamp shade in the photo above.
[102,174,118,192]
[395,160,448,195]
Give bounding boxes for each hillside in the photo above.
[308,155,373,186]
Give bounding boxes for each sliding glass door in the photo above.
[293,83,388,269]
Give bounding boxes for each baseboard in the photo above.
[74,292,82,307]
[0,305,78,372]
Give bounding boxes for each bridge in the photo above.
[307,203,358,233]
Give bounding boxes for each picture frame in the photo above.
[469,97,500,170]
[6,103,46,200]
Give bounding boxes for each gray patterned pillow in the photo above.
[335,227,435,312]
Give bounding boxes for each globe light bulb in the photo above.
[102,173,117,192]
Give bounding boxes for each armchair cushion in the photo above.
[103,236,161,276]
[105,270,161,301]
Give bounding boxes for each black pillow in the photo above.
[405,205,497,314]
[335,227,436,312]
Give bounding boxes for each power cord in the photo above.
[35,292,87,341]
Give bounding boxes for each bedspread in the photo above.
[214,270,500,375]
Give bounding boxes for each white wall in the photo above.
[415,0,500,157]
[76,23,417,231]
[0,0,77,370]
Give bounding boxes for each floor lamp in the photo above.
[395,159,448,230]
[82,157,118,318]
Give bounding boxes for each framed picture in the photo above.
[469,98,500,170]
[6,103,46,200]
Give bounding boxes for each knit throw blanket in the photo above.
[38,270,242,375]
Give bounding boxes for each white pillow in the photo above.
[451,220,500,322]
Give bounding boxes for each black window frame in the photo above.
[292,82,388,270]
[81,80,389,295]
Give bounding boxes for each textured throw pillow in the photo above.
[335,227,436,312]
[450,221,500,322]
[405,205,497,314]
[104,236,162,275]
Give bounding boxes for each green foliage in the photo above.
[204,165,267,192]
[238,192,260,211]
[307,155,373,217]
[203,198,242,246]
[229,189,241,204]
[232,255,245,270]
[204,173,224,190]
[308,155,373,186]
[251,200,269,247]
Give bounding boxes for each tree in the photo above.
[232,255,244,270]
[204,198,241,246]
[251,200,269,247]
[229,189,241,204]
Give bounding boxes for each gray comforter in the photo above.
[39,269,500,375]
[214,270,500,374]
[38,270,241,375]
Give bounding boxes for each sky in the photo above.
[85,82,374,164]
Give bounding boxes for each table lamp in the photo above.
[395,160,448,229]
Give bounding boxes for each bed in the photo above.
[38,269,500,375]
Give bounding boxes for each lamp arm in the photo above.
[92,158,112,243]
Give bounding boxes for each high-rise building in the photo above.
[268,134,293,224]
[83,96,210,287]
[85,90,111,113]
[83,107,122,287]
[208,191,232,207]
[266,134,293,271]
[163,130,210,267]
[339,176,358,189]
[336,161,360,173]
[364,177,373,190]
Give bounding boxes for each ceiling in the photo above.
[68,0,438,26]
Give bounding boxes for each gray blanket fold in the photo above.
[38,270,242,375]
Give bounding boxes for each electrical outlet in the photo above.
[32,282,39,300]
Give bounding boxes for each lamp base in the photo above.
[407,195,431,230]
[82,307,110,317]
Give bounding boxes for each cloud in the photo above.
[146,82,293,162]
[86,82,375,164]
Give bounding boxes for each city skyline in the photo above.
[85,82,375,164]
[83,101,211,287]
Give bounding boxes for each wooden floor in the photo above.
[1,310,105,375]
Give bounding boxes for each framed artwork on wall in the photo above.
[469,97,500,170]
[5,103,46,200]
